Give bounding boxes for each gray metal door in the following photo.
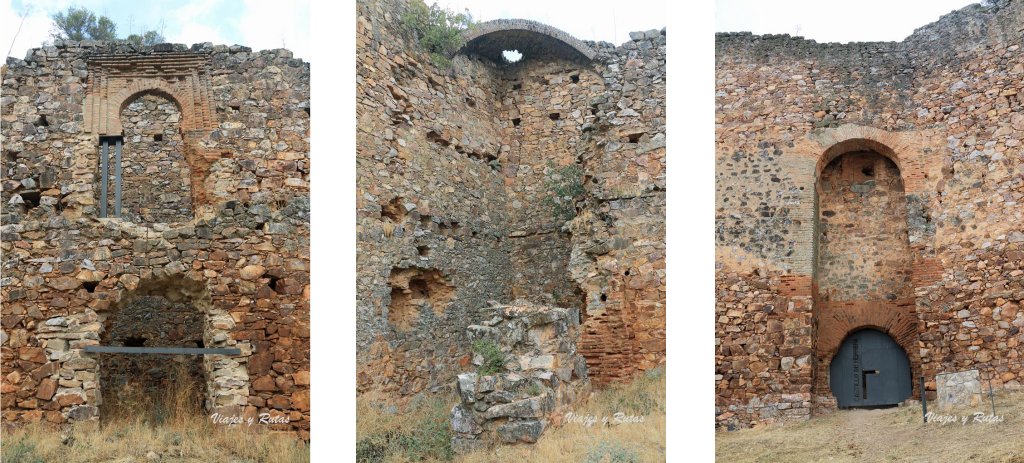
[829,329,912,408]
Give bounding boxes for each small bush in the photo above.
[472,339,506,376]
[0,438,45,463]
[400,0,474,67]
[584,440,640,463]
[544,162,585,222]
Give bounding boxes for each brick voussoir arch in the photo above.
[801,124,929,194]
[107,80,198,135]
[460,19,596,62]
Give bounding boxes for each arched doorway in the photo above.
[829,329,912,408]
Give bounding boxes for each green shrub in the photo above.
[472,339,506,376]
[544,162,586,222]
[584,440,640,463]
[0,438,45,463]
[400,0,474,67]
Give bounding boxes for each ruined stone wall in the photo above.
[716,0,1023,428]
[1,40,310,437]
[356,0,515,399]
[356,0,666,399]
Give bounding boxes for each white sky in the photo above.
[1,0,310,60]
[716,0,979,43]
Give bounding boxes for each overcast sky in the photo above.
[1,0,309,60]
[716,0,978,43]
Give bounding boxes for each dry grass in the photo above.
[1,362,309,463]
[716,389,1024,463]
[355,365,666,462]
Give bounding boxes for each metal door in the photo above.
[829,329,912,408]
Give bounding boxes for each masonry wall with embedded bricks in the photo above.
[355,0,666,401]
[716,0,1023,429]
[1,40,310,437]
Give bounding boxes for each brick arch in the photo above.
[107,80,197,135]
[806,124,928,194]
[460,19,596,63]
[815,303,919,360]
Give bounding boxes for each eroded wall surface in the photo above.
[1,41,311,437]
[716,0,1023,428]
[356,0,666,399]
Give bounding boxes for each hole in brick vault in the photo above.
[98,277,211,423]
[387,267,454,331]
[502,50,523,63]
[862,166,874,177]
[82,281,99,293]
[34,115,49,127]
[153,134,163,142]
[549,113,561,121]
[512,118,521,127]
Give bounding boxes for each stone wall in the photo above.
[449,301,589,453]
[355,0,666,402]
[716,0,1023,429]
[1,40,311,437]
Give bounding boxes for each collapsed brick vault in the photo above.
[1,41,310,437]
[716,0,1024,429]
[356,0,666,403]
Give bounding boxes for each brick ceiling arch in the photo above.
[460,19,596,63]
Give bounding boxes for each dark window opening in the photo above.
[862,166,874,177]
[153,134,163,142]
[600,293,607,302]
[230,105,241,112]
[570,74,580,83]
[35,115,49,127]
[82,281,99,293]
[20,191,41,209]
[267,275,281,292]
[549,113,560,121]
[123,336,147,347]
[511,118,521,127]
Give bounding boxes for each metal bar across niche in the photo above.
[83,346,241,355]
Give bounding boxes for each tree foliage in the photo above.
[400,0,474,67]
[50,6,163,44]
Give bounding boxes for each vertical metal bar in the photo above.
[920,375,927,423]
[100,140,108,218]
[988,377,996,418]
[114,138,122,217]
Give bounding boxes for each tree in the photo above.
[127,30,165,46]
[50,6,162,44]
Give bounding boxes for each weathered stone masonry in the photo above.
[716,0,1023,428]
[1,41,310,437]
[356,0,665,402]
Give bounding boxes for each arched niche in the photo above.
[460,19,596,64]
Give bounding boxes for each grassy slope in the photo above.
[716,390,1024,463]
